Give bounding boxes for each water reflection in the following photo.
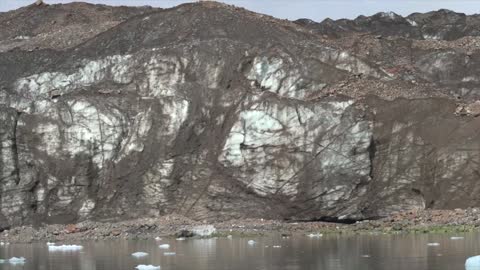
[0,233,479,270]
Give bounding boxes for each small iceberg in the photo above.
[9,257,26,264]
[466,255,480,270]
[0,242,9,245]
[135,265,161,270]
[158,244,170,249]
[155,237,162,241]
[307,233,323,238]
[273,245,281,248]
[46,242,55,246]
[176,237,186,241]
[427,243,440,246]
[132,252,149,258]
[192,225,216,237]
[451,236,464,240]
[163,252,176,256]
[48,245,83,252]
[247,240,255,245]
[361,255,371,258]
[227,235,232,239]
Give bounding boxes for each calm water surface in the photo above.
[1,233,479,270]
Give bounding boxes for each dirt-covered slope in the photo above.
[0,2,157,52]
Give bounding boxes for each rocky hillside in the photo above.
[0,1,479,229]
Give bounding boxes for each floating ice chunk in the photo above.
[307,233,323,238]
[247,240,255,245]
[9,257,26,264]
[46,242,55,246]
[158,244,170,249]
[155,237,162,241]
[466,255,480,269]
[135,265,161,270]
[132,252,149,258]
[273,245,281,248]
[0,242,9,245]
[451,236,464,240]
[427,243,440,246]
[227,235,232,239]
[361,255,371,258]
[176,237,186,241]
[48,245,83,252]
[163,252,176,256]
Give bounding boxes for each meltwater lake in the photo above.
[1,233,479,270]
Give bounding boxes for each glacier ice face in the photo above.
[246,56,326,100]
[219,98,372,204]
[191,225,216,237]
[3,12,474,227]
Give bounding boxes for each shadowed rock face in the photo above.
[0,2,479,227]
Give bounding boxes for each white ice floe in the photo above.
[361,255,371,258]
[427,243,440,246]
[466,255,480,270]
[273,245,281,248]
[176,237,186,241]
[0,258,24,265]
[307,233,323,238]
[132,252,149,258]
[227,235,232,239]
[163,252,176,256]
[158,244,170,249]
[0,242,9,245]
[48,245,83,252]
[46,242,55,246]
[247,240,255,245]
[451,236,464,240]
[155,237,162,241]
[9,257,26,264]
[135,265,161,270]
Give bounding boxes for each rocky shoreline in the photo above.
[2,209,480,244]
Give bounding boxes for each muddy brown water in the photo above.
[0,233,479,269]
